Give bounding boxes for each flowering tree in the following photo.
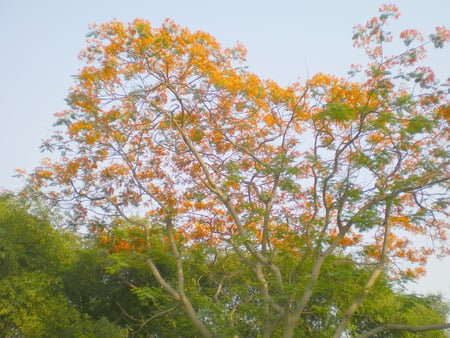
[28,5,450,337]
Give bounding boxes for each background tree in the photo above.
[0,194,127,337]
[27,4,449,337]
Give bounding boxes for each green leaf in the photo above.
[131,286,164,306]
[323,103,358,121]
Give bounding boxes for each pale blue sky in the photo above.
[1,0,449,300]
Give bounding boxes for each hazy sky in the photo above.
[1,0,449,300]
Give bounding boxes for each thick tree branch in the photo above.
[332,198,394,338]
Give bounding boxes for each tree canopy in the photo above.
[0,194,128,337]
[25,4,449,337]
